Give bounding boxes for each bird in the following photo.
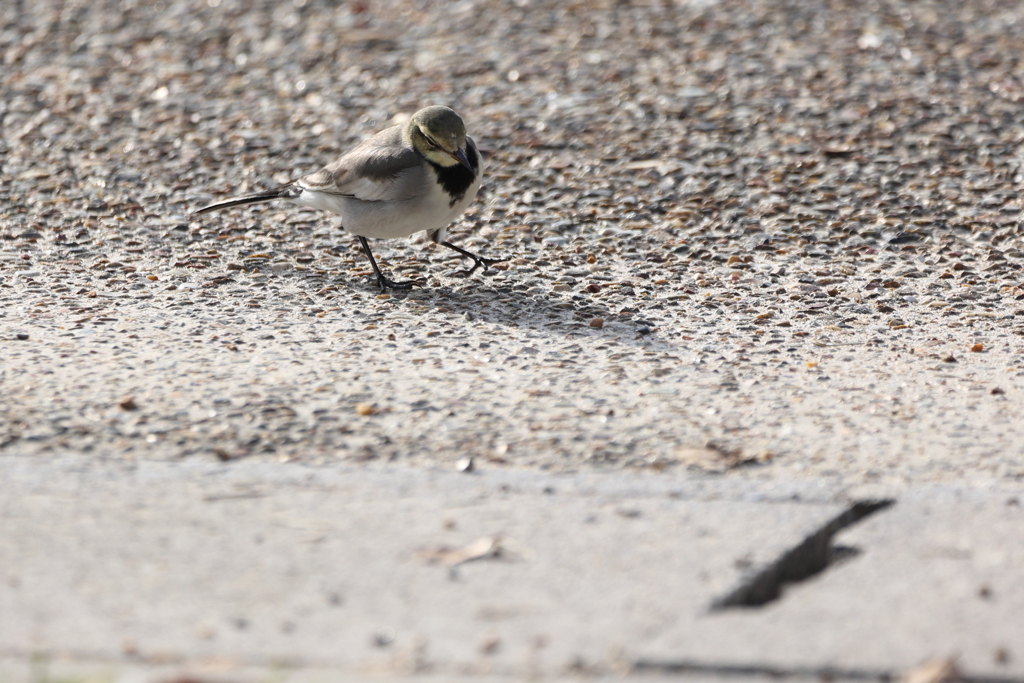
[193,105,506,291]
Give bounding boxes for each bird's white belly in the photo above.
[293,181,479,240]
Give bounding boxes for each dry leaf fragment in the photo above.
[419,536,505,567]
[675,447,727,470]
[674,444,756,472]
[903,658,959,683]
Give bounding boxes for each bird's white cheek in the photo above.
[426,149,458,167]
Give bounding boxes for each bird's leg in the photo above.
[357,236,418,292]
[440,241,510,278]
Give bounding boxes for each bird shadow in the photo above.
[279,223,668,350]
[331,269,665,351]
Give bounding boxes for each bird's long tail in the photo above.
[192,185,301,215]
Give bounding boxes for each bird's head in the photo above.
[408,105,473,171]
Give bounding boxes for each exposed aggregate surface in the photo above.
[3,0,1024,484]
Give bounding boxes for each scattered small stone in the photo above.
[480,635,501,655]
[373,627,396,647]
[355,403,376,416]
[455,456,474,473]
[212,447,248,461]
[589,318,604,329]
[121,639,139,657]
[118,396,139,411]
[15,333,29,341]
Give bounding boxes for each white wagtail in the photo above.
[193,105,506,291]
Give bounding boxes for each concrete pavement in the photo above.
[1,455,1021,682]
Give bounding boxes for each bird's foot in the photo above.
[452,255,510,278]
[440,241,510,278]
[374,274,420,292]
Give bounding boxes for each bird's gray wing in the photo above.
[297,127,427,202]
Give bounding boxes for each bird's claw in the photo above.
[451,255,509,278]
[375,275,420,292]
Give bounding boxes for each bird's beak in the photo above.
[451,148,473,171]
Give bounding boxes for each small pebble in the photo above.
[480,635,501,654]
[373,627,395,647]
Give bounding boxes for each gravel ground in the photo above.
[2,0,1024,483]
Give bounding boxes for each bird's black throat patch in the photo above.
[429,143,479,207]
